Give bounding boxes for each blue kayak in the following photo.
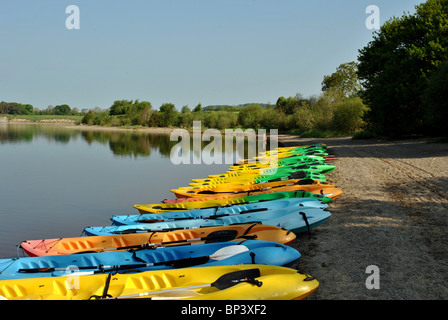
[111,198,329,226]
[83,207,331,236]
[0,240,300,280]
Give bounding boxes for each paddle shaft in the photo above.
[106,268,262,299]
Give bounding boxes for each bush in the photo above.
[216,111,238,130]
[291,107,315,132]
[238,104,265,129]
[93,112,111,126]
[333,97,368,134]
[310,94,335,131]
[81,110,95,125]
[204,112,219,129]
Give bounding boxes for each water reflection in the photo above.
[0,124,269,160]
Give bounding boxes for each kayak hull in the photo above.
[0,264,319,300]
[1,240,301,280]
[113,198,328,226]
[83,207,331,236]
[20,223,296,257]
[136,188,336,214]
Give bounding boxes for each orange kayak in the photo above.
[171,179,342,199]
[19,223,296,257]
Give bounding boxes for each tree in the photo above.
[193,103,202,112]
[133,100,152,112]
[275,96,286,110]
[181,105,191,113]
[81,110,96,124]
[21,104,34,115]
[109,100,133,115]
[204,112,219,128]
[357,0,448,136]
[54,104,71,115]
[322,61,361,102]
[238,104,265,129]
[159,103,178,127]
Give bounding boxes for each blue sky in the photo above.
[0,0,424,111]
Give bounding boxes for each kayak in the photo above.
[227,163,335,175]
[170,179,340,199]
[232,155,329,168]
[237,146,328,163]
[20,223,297,257]
[161,189,332,204]
[0,264,319,300]
[174,179,332,195]
[83,206,331,236]
[112,198,328,226]
[0,240,301,280]
[211,158,328,178]
[135,188,334,214]
[189,168,327,186]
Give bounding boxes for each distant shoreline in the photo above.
[1,117,269,136]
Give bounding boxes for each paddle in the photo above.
[17,245,250,274]
[105,268,263,300]
[101,229,242,251]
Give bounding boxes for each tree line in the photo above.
[78,59,367,136]
[0,101,87,116]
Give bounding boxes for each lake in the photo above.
[0,123,272,258]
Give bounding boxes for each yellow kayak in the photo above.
[0,264,319,300]
[134,188,338,214]
[236,145,327,164]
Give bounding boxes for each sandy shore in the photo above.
[278,135,448,299]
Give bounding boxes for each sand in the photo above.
[277,135,448,299]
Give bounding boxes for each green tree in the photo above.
[54,104,71,115]
[21,104,34,115]
[81,110,96,124]
[159,103,178,127]
[204,112,219,128]
[193,103,202,112]
[357,0,448,136]
[181,105,191,113]
[109,100,133,115]
[179,111,194,128]
[275,96,286,110]
[322,62,361,102]
[238,104,265,129]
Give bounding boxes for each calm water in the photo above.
[0,124,269,258]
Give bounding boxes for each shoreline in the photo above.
[2,119,271,137]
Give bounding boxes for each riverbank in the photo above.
[1,118,270,136]
[279,134,448,299]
